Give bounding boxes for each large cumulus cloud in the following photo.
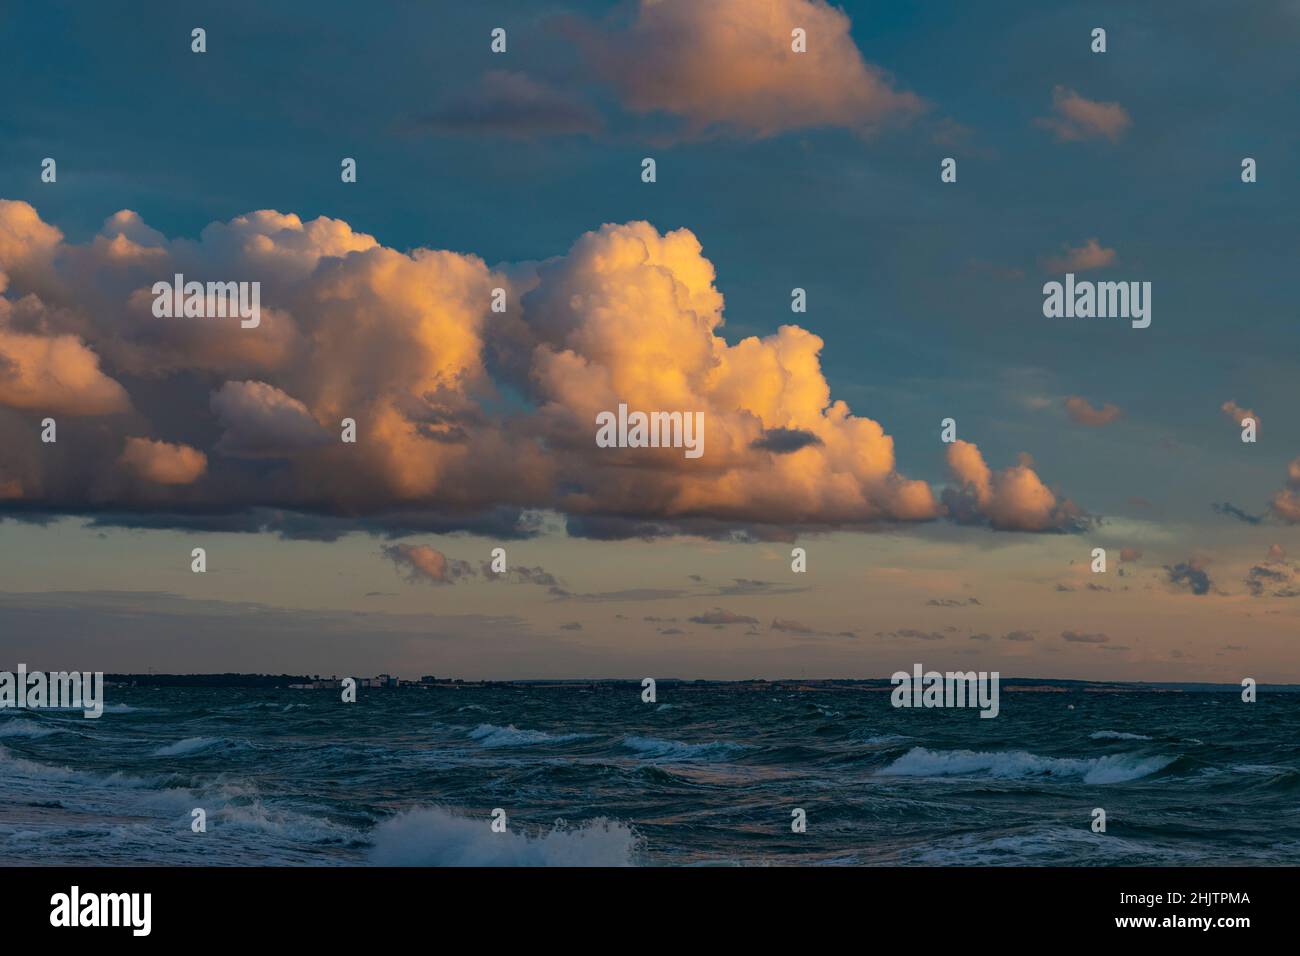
[0,199,1085,539]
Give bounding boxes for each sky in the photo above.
[1,0,1298,681]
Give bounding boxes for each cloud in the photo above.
[1246,564,1289,597]
[381,544,475,585]
[1165,557,1212,596]
[925,597,980,607]
[879,628,946,641]
[1270,458,1300,523]
[1003,630,1035,642]
[751,427,822,453]
[1061,630,1108,644]
[480,563,561,587]
[1045,239,1117,274]
[0,300,130,416]
[1035,86,1131,142]
[419,71,603,139]
[1246,545,1299,597]
[0,201,1081,540]
[117,437,207,485]
[559,621,584,631]
[1220,399,1258,431]
[1119,548,1142,563]
[766,617,852,639]
[769,617,817,634]
[688,608,759,626]
[569,0,924,139]
[1064,396,1122,427]
[1212,501,1263,525]
[943,440,1088,532]
[210,380,331,458]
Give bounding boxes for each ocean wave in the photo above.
[367,806,640,866]
[1089,731,1153,741]
[0,744,153,788]
[855,733,912,746]
[153,736,226,757]
[622,735,747,762]
[907,826,1195,866]
[202,800,360,844]
[0,719,63,739]
[877,747,1175,784]
[467,724,589,748]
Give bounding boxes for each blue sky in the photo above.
[1,1,1298,679]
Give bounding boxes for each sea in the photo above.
[2,682,1297,866]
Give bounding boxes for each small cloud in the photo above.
[751,427,823,454]
[418,71,602,139]
[1270,457,1300,523]
[1045,239,1117,274]
[1221,400,1259,431]
[881,628,946,641]
[559,621,584,631]
[925,597,981,607]
[1035,86,1131,142]
[1212,501,1263,525]
[480,563,561,587]
[688,608,759,626]
[381,544,475,585]
[1165,558,1212,596]
[1061,629,1108,644]
[1003,630,1035,642]
[1064,396,1122,427]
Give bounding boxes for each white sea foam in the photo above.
[467,724,589,748]
[0,743,152,788]
[153,736,223,757]
[878,747,1175,784]
[1089,730,1152,741]
[622,735,747,762]
[856,733,911,746]
[368,806,640,866]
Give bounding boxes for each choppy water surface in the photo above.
[2,684,1297,865]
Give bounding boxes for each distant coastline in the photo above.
[97,674,1300,692]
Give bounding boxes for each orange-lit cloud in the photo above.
[381,543,475,585]
[571,0,924,138]
[943,440,1086,532]
[1044,238,1117,273]
[1220,399,1258,430]
[1271,457,1300,523]
[117,437,207,485]
[1036,86,1131,142]
[1064,396,1122,427]
[0,199,1088,540]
